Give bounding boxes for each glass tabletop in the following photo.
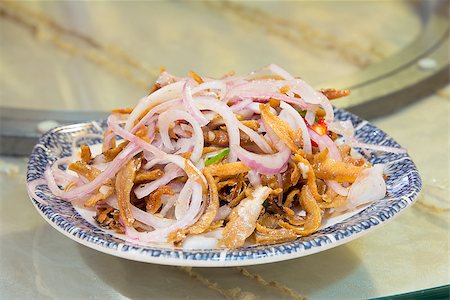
[0,1,448,299]
[0,0,422,111]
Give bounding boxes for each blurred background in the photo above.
[1,0,448,156]
[0,1,449,299]
[0,0,444,111]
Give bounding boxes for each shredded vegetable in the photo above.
[27,64,407,248]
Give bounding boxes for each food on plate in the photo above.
[28,64,406,248]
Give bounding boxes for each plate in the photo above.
[26,108,422,267]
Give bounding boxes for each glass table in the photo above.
[1,1,448,299]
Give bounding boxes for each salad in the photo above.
[28,64,406,248]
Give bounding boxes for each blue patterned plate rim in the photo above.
[26,107,422,267]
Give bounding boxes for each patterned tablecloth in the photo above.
[0,1,448,299]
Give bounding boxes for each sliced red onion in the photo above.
[159,194,177,217]
[288,79,334,123]
[261,116,288,153]
[153,136,164,151]
[102,131,116,153]
[343,164,386,210]
[26,178,49,206]
[228,79,287,96]
[146,120,157,141]
[325,180,349,196]
[51,157,78,187]
[321,100,334,124]
[174,138,194,155]
[124,181,204,243]
[308,128,342,161]
[222,77,248,90]
[290,79,325,104]
[45,142,140,201]
[230,99,253,112]
[202,111,217,121]
[132,99,182,134]
[237,108,254,119]
[231,91,310,110]
[125,81,185,130]
[278,109,296,129]
[279,102,312,154]
[195,96,241,162]
[238,123,273,153]
[246,103,277,115]
[175,179,194,220]
[157,109,204,161]
[267,64,295,80]
[166,153,207,186]
[328,120,354,144]
[191,80,227,100]
[168,181,184,193]
[108,115,165,158]
[134,165,184,199]
[139,150,207,194]
[231,144,291,175]
[142,157,160,170]
[106,196,175,229]
[225,78,312,110]
[158,129,178,152]
[124,97,145,130]
[305,110,316,125]
[182,80,210,127]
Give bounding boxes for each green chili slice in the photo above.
[204,148,230,167]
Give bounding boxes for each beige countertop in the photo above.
[0,1,448,299]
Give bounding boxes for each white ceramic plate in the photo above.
[26,108,422,267]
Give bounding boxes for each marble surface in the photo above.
[1,1,419,111]
[0,1,448,299]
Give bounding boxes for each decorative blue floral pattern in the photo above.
[26,109,422,266]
